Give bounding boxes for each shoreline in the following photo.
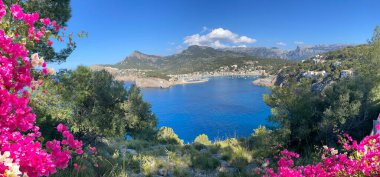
[90,65,267,88]
[132,74,261,88]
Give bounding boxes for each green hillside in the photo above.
[113,45,293,74]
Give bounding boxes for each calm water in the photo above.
[126,77,271,143]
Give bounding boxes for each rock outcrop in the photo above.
[252,75,277,87]
[135,78,172,88]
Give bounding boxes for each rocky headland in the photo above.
[252,75,277,87]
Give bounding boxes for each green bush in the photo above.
[209,144,221,154]
[221,150,232,161]
[125,139,154,151]
[193,143,207,151]
[191,152,220,170]
[157,127,184,145]
[173,167,190,177]
[249,126,280,158]
[194,134,212,145]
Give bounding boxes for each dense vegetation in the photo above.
[264,28,380,154]
[32,66,158,141]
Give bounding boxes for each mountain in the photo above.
[124,50,162,61]
[223,47,288,59]
[222,44,351,60]
[116,51,163,70]
[286,44,352,60]
[113,45,289,74]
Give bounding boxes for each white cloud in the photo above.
[212,40,228,48]
[184,28,256,48]
[294,41,304,45]
[238,36,256,43]
[276,42,287,46]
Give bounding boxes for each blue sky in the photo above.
[51,0,380,69]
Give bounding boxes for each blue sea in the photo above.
[126,77,271,143]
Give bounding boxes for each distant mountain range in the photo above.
[109,44,351,74]
[222,44,352,60]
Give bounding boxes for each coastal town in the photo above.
[91,64,269,88]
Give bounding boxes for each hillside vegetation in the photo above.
[113,45,293,75]
[265,30,380,154]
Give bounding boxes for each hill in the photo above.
[113,45,292,75]
[268,43,375,93]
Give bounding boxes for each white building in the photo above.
[312,58,325,64]
[302,70,328,78]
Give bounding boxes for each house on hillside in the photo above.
[314,54,324,59]
[312,58,325,64]
[310,54,326,64]
[302,70,328,78]
[340,69,353,78]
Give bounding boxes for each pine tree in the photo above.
[122,85,157,140]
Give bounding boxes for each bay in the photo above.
[126,76,271,143]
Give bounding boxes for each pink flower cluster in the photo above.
[263,125,380,177]
[0,1,82,176]
[9,3,60,43]
[0,1,4,19]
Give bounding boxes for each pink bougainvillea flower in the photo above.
[47,40,53,46]
[0,0,6,19]
[264,127,380,177]
[89,147,97,153]
[10,4,23,19]
[40,18,50,26]
[73,163,80,171]
[0,3,82,177]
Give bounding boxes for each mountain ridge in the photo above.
[106,44,352,74]
[119,44,352,64]
[222,44,352,60]
[111,45,287,74]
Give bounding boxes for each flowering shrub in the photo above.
[0,1,82,176]
[263,118,380,177]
